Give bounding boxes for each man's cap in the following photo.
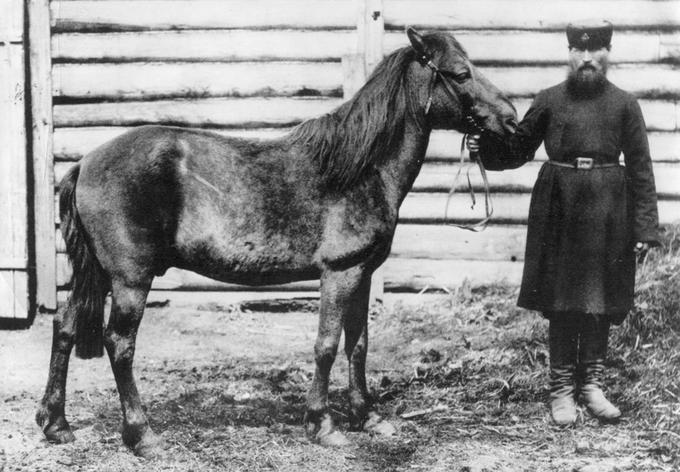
[567,20,613,50]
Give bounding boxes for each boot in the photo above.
[578,318,621,422]
[548,317,578,425]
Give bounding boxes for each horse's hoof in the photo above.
[364,412,397,437]
[44,424,76,444]
[37,407,76,444]
[318,430,352,447]
[132,432,167,459]
[305,412,351,447]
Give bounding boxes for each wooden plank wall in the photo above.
[50,0,680,292]
[31,0,58,311]
[0,0,30,319]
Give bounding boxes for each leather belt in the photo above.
[548,158,619,170]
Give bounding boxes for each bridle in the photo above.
[416,52,494,232]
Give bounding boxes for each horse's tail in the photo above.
[60,164,109,359]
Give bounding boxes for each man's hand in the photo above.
[634,241,650,253]
[466,134,481,154]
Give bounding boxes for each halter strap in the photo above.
[420,58,494,231]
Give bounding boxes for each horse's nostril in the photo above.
[504,117,518,133]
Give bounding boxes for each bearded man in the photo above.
[468,21,659,425]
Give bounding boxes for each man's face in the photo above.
[568,46,610,81]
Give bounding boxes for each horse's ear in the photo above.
[406,26,432,64]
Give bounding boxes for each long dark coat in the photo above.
[479,80,659,323]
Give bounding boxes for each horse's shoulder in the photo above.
[318,178,395,269]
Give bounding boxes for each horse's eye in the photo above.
[454,71,471,82]
[442,70,471,83]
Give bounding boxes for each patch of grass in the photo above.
[610,224,680,455]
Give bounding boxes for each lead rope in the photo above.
[444,126,494,232]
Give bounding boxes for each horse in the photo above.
[36,27,517,457]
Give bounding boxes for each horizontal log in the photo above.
[399,193,680,225]
[52,97,679,131]
[52,159,680,198]
[51,1,356,32]
[51,1,680,32]
[54,97,344,128]
[482,65,680,99]
[53,63,680,100]
[382,258,524,291]
[393,224,526,261]
[53,127,680,163]
[56,253,524,291]
[426,131,680,163]
[413,162,680,198]
[53,62,344,100]
[52,30,680,64]
[52,30,356,62]
[383,1,680,30]
[56,223,530,262]
[384,31,680,64]
[661,39,680,64]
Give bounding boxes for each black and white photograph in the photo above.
[1,0,679,470]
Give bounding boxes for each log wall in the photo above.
[48,0,680,292]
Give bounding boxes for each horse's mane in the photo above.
[286,46,423,191]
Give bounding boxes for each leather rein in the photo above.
[418,55,494,232]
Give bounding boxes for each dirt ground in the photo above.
[1,289,677,472]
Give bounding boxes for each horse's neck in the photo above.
[378,120,431,208]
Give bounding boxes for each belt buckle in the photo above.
[575,157,594,170]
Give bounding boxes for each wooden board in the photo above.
[52,30,357,62]
[51,30,680,64]
[51,1,680,32]
[53,62,344,100]
[56,253,524,291]
[425,131,680,163]
[384,31,680,65]
[52,62,680,100]
[0,42,29,319]
[399,193,680,225]
[0,0,23,42]
[52,97,679,131]
[411,162,680,198]
[51,1,357,32]
[383,1,680,30]
[52,160,680,198]
[53,97,344,128]
[30,0,57,310]
[53,127,680,163]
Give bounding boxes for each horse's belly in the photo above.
[173,235,321,286]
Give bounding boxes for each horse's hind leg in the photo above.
[104,279,163,458]
[36,305,78,443]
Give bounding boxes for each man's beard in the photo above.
[567,65,607,98]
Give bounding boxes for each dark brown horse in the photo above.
[37,28,517,457]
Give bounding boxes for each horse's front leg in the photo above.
[343,277,397,437]
[104,279,164,458]
[305,266,367,446]
[342,275,371,429]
